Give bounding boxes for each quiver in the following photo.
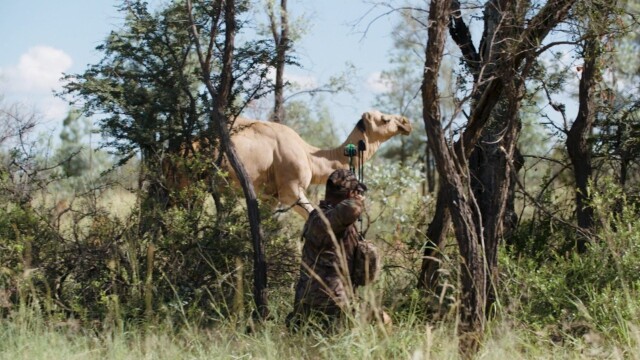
[352,239,380,287]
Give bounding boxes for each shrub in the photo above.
[501,181,640,344]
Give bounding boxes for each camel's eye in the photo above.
[382,117,391,124]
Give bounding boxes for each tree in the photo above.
[372,10,446,290]
[63,0,277,318]
[583,2,640,211]
[565,1,617,251]
[0,101,40,205]
[374,49,428,165]
[187,0,270,319]
[421,0,485,347]
[419,0,577,353]
[284,98,339,148]
[267,0,290,123]
[596,100,640,191]
[61,1,208,212]
[58,110,90,178]
[533,0,631,249]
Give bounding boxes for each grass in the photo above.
[0,305,450,360]
[4,247,640,360]
[3,304,637,359]
[3,162,640,359]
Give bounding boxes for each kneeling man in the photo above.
[287,169,383,328]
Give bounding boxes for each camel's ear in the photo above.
[357,112,371,133]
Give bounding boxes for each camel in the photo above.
[163,111,412,217]
[227,110,412,218]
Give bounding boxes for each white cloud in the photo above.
[366,71,391,93]
[0,46,73,122]
[0,46,73,94]
[40,97,71,121]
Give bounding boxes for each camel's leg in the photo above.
[278,187,314,220]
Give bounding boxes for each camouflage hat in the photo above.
[326,169,367,198]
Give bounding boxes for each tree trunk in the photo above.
[188,0,269,318]
[425,141,436,193]
[215,109,269,318]
[270,0,288,123]
[474,76,524,309]
[220,0,268,318]
[422,0,485,352]
[419,1,577,351]
[418,186,450,291]
[566,37,599,251]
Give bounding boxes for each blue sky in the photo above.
[0,0,398,137]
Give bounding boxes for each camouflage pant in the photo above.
[286,273,351,330]
[285,302,344,331]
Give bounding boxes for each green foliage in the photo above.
[65,1,198,154]
[57,110,92,178]
[502,182,640,343]
[373,61,426,165]
[60,0,277,162]
[0,203,56,277]
[283,98,339,148]
[0,177,297,325]
[52,110,113,196]
[62,1,201,158]
[357,161,459,318]
[372,12,427,166]
[365,161,427,230]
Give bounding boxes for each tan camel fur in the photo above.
[227,110,412,218]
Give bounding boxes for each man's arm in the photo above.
[304,196,364,246]
[330,198,364,229]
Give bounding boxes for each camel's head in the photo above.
[357,110,413,140]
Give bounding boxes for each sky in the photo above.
[0,0,399,139]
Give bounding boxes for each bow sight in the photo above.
[343,141,366,181]
[344,141,367,235]
[344,143,357,172]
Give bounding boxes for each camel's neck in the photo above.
[308,127,382,185]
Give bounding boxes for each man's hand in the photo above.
[348,190,365,202]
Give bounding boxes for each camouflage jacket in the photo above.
[292,198,364,310]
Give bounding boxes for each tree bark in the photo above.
[566,37,599,251]
[418,186,450,291]
[476,76,524,309]
[425,141,436,193]
[269,0,289,123]
[188,0,269,318]
[422,0,485,351]
[419,0,577,349]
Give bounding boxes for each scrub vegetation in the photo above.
[1,0,640,358]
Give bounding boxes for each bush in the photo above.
[0,163,302,327]
[501,182,640,344]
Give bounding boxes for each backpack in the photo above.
[352,239,380,287]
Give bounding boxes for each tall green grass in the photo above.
[2,160,640,359]
[4,281,637,359]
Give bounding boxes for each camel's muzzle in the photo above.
[398,118,413,135]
